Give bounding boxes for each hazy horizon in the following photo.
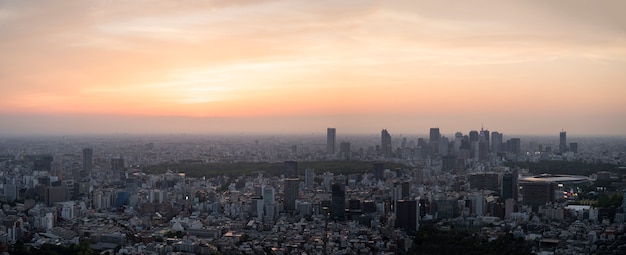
[0,113,624,137]
[1,1,625,136]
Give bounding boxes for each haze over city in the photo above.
[1,1,625,135]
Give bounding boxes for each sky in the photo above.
[1,0,625,136]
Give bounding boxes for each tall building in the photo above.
[283,178,300,212]
[82,148,93,177]
[304,168,315,189]
[395,200,418,232]
[381,129,392,157]
[501,169,519,201]
[509,138,521,154]
[373,162,385,181]
[331,183,346,221]
[111,158,124,180]
[559,131,567,154]
[327,128,336,155]
[468,173,499,192]
[339,142,351,159]
[429,128,440,144]
[569,142,578,154]
[479,128,490,151]
[284,161,298,178]
[521,182,556,211]
[469,130,479,143]
[491,132,503,154]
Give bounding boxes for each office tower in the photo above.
[569,142,578,154]
[331,183,346,221]
[111,158,124,180]
[480,128,489,151]
[502,170,519,201]
[284,161,298,178]
[373,162,385,181]
[381,129,392,157]
[327,128,336,155]
[339,142,351,159]
[429,128,440,144]
[438,136,449,156]
[263,186,275,206]
[283,178,299,212]
[559,131,567,153]
[469,130,479,143]
[454,132,463,155]
[507,138,521,154]
[468,173,499,192]
[82,148,93,177]
[304,168,315,189]
[34,155,53,172]
[521,182,556,211]
[478,141,488,161]
[491,132,502,154]
[45,186,66,206]
[395,200,418,232]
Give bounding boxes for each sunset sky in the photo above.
[1,0,625,135]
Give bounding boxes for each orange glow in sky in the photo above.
[1,1,625,135]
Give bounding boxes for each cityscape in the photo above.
[0,128,625,254]
[2,1,626,255]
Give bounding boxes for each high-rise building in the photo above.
[521,182,556,211]
[395,200,418,232]
[339,142,351,159]
[569,142,578,154]
[491,132,503,154]
[559,131,567,154]
[304,168,315,189]
[468,173,499,192]
[381,129,392,157]
[469,130,479,143]
[438,136,449,156]
[373,162,385,181]
[82,148,93,177]
[501,169,519,201]
[429,128,440,144]
[111,158,124,180]
[479,128,490,152]
[284,161,298,178]
[331,183,346,221]
[509,138,521,154]
[283,178,300,212]
[327,128,336,155]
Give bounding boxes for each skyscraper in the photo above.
[82,148,93,177]
[111,158,124,180]
[327,128,336,155]
[501,169,519,201]
[469,130,479,142]
[373,162,385,181]
[559,131,567,154]
[304,168,315,189]
[331,183,346,221]
[429,128,440,144]
[381,129,392,157]
[479,128,490,151]
[339,142,351,159]
[395,200,418,232]
[569,142,578,154]
[491,132,503,154]
[284,161,298,178]
[283,178,300,212]
[509,138,521,154]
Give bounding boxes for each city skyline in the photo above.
[1,1,625,136]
